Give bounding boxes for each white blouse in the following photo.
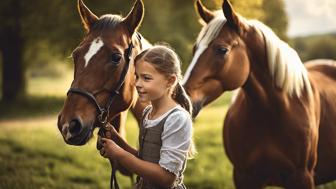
[142,105,192,176]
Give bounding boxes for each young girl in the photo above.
[100,45,196,189]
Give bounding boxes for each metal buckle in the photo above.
[98,109,108,125]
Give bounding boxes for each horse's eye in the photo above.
[216,47,228,55]
[110,53,122,64]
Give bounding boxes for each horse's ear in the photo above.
[122,0,144,36]
[77,0,98,32]
[195,0,214,24]
[222,0,243,33]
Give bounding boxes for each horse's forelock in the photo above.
[182,12,225,84]
[195,11,226,48]
[91,14,123,31]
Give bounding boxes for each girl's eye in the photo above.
[144,76,152,81]
[110,53,122,64]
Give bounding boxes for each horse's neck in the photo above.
[242,63,273,107]
[241,33,287,108]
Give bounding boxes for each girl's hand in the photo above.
[100,138,125,160]
[104,123,123,145]
[96,124,122,150]
[108,125,121,141]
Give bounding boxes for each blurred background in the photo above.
[0,0,335,188]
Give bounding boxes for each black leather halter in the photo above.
[67,33,141,189]
[67,36,138,126]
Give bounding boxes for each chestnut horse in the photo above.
[183,0,336,188]
[57,0,150,181]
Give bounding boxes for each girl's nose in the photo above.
[135,79,141,88]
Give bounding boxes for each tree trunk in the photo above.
[0,0,25,102]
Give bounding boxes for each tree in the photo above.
[140,0,264,71]
[0,0,25,101]
[0,0,275,101]
[261,0,288,41]
[0,0,133,102]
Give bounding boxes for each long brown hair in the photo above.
[134,45,193,115]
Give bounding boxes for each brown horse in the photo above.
[57,0,150,178]
[183,0,336,188]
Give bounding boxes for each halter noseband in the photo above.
[67,43,133,126]
[67,33,141,126]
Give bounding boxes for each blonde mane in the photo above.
[248,20,311,98]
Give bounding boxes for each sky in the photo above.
[284,0,336,37]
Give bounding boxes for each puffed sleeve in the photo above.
[159,110,192,175]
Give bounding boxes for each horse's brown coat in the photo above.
[184,0,336,188]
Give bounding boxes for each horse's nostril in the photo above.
[69,119,82,135]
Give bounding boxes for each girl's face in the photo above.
[135,60,173,102]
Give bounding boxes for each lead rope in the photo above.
[98,33,141,189]
[110,159,119,189]
[98,124,120,189]
[106,37,136,189]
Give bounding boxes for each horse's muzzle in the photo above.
[57,114,93,145]
[192,100,204,118]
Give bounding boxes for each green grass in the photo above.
[1,68,336,188]
[186,102,234,189]
[0,63,71,120]
[0,118,112,189]
[27,65,72,97]
[1,97,336,189]
[0,97,234,189]
[0,96,64,120]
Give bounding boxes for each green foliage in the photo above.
[261,0,288,41]
[139,0,265,71]
[0,0,274,71]
[0,0,289,99]
[230,0,264,19]
[292,33,336,61]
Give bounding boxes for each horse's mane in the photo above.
[187,12,312,98]
[249,20,311,98]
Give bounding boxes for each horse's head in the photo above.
[57,0,144,145]
[183,0,254,117]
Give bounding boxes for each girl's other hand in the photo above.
[100,138,125,160]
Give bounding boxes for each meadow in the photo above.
[0,67,335,189]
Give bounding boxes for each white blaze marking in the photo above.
[182,13,226,85]
[84,37,104,67]
[182,45,208,84]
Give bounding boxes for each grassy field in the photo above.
[1,68,336,189]
[0,98,231,189]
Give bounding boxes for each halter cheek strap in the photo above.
[66,33,142,189]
